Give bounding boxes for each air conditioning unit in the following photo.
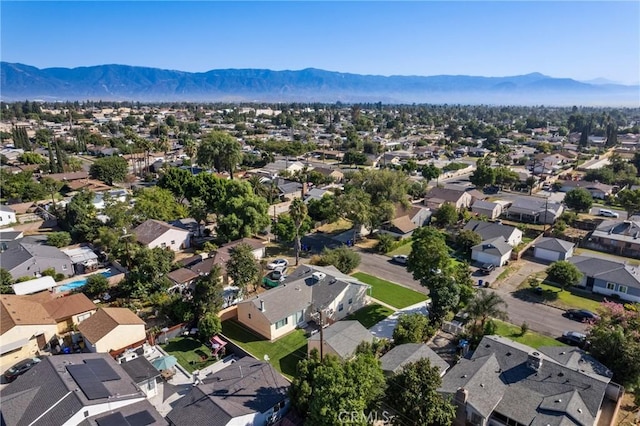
[311,272,326,281]
[117,350,138,364]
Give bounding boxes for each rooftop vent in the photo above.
[311,272,326,281]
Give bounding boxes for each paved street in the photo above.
[588,206,627,220]
[356,251,588,338]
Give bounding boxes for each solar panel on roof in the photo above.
[66,364,110,400]
[126,410,156,426]
[96,412,130,426]
[84,358,120,381]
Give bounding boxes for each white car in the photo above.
[392,255,408,265]
[599,209,619,218]
[267,259,289,270]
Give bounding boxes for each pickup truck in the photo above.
[262,270,286,288]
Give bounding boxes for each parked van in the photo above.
[599,209,619,218]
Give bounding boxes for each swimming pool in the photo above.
[55,269,118,292]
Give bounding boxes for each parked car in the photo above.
[3,357,41,383]
[266,259,288,270]
[565,309,600,322]
[560,331,589,348]
[270,269,287,281]
[479,263,495,275]
[599,209,619,218]
[392,254,408,265]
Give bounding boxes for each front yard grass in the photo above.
[316,218,353,235]
[517,280,603,312]
[221,320,307,380]
[161,337,218,373]
[352,272,427,309]
[494,320,566,349]
[346,303,395,328]
[387,241,413,256]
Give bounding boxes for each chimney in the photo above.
[527,351,543,371]
[455,387,468,404]
[260,300,265,312]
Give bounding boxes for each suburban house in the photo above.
[423,187,472,210]
[569,256,640,303]
[588,220,640,258]
[380,343,449,377]
[1,239,74,281]
[0,205,17,225]
[463,219,523,247]
[505,196,564,225]
[81,400,167,426]
[0,295,58,370]
[532,237,575,261]
[439,335,616,426]
[471,200,503,220]
[0,353,158,426]
[310,166,344,183]
[259,160,305,178]
[61,246,100,275]
[275,178,303,200]
[236,265,370,341]
[304,187,332,203]
[557,180,614,200]
[379,203,432,239]
[118,356,162,399]
[471,237,513,267]
[166,357,290,426]
[132,219,191,251]
[78,308,147,354]
[166,268,200,294]
[528,153,573,175]
[307,320,373,360]
[34,292,97,334]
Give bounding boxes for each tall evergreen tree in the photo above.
[47,141,56,174]
[54,140,65,172]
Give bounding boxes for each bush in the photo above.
[83,274,109,299]
[313,246,361,274]
[376,233,397,254]
[546,261,582,289]
[520,321,529,336]
[393,313,436,345]
[47,231,72,248]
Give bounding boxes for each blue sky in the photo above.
[2,1,639,84]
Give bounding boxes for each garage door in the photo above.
[534,248,560,262]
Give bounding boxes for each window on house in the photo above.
[171,240,176,245]
[77,313,91,322]
[606,282,616,290]
[161,242,167,248]
[275,317,288,329]
[248,313,252,319]
[338,303,344,312]
[62,264,68,270]
[348,297,353,305]
[618,285,628,294]
[84,411,89,418]
[470,412,483,426]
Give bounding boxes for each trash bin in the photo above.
[478,279,483,287]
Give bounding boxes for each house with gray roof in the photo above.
[557,180,614,199]
[132,219,191,252]
[380,343,449,377]
[471,200,503,220]
[471,237,513,267]
[463,219,523,247]
[166,357,290,426]
[569,255,640,303]
[0,239,73,281]
[0,353,153,426]
[533,237,575,261]
[589,219,640,258]
[236,265,369,341]
[505,196,564,225]
[439,335,615,426]
[307,320,373,360]
[424,187,472,210]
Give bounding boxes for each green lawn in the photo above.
[387,241,413,256]
[221,320,307,380]
[352,272,427,309]
[346,303,395,328]
[161,337,219,373]
[531,282,603,312]
[494,320,566,348]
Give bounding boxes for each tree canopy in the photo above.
[89,156,129,185]
[392,313,436,345]
[197,131,243,179]
[564,188,593,212]
[546,261,582,289]
[225,243,261,294]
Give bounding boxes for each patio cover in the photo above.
[209,335,227,356]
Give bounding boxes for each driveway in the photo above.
[369,301,430,340]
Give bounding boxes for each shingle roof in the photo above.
[534,237,575,253]
[41,293,97,322]
[569,256,640,288]
[119,356,161,384]
[133,219,189,245]
[389,215,418,234]
[471,200,500,211]
[509,196,563,215]
[167,268,199,284]
[380,343,449,375]
[464,219,519,242]
[80,399,168,426]
[425,187,468,203]
[592,220,640,244]
[0,295,56,334]
[0,240,71,273]
[166,358,289,426]
[308,320,373,359]
[439,335,610,426]
[471,237,513,257]
[77,308,145,344]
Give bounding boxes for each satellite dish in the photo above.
[263,355,270,362]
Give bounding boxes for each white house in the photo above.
[0,205,17,226]
[464,219,523,247]
[532,237,575,261]
[471,237,513,266]
[132,219,191,251]
[78,308,146,353]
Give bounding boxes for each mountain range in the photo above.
[1,62,638,106]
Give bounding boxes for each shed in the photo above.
[533,238,575,262]
[11,276,57,295]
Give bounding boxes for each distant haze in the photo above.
[1,62,639,107]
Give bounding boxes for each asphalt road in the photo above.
[588,207,627,220]
[356,251,588,338]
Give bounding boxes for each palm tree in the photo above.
[466,289,508,336]
[289,198,308,266]
[248,176,270,199]
[197,131,243,179]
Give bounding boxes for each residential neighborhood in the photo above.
[1,101,640,426]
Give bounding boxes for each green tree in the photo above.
[40,176,63,208]
[215,192,270,243]
[314,246,361,274]
[433,203,458,228]
[198,312,222,343]
[617,189,640,218]
[376,233,396,254]
[407,227,450,283]
[62,190,100,242]
[133,187,188,222]
[336,188,373,238]
[197,131,243,179]
[18,152,47,165]
[47,231,72,248]
[466,289,509,338]
[193,265,224,318]
[469,157,496,188]
[289,198,309,266]
[386,358,456,426]
[425,274,460,323]
[158,167,194,203]
[188,197,208,237]
[564,188,593,212]
[456,229,482,253]
[307,195,339,223]
[120,247,175,298]
[226,243,261,294]
[546,260,582,289]
[0,268,14,294]
[89,156,128,185]
[421,164,441,182]
[83,274,109,299]
[392,313,436,345]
